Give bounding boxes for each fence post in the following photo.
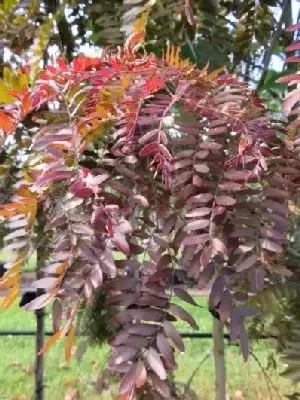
[213,317,226,400]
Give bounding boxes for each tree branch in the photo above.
[256,0,290,91]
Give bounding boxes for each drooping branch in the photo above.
[0,35,299,399]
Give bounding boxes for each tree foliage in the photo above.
[0,25,299,398]
[87,0,293,78]
[247,22,300,388]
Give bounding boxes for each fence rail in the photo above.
[0,329,277,340]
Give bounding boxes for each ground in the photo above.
[0,297,297,400]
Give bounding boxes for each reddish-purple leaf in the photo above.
[174,159,193,170]
[182,234,210,246]
[83,280,93,301]
[194,164,210,173]
[239,324,249,361]
[224,170,251,181]
[137,294,168,308]
[174,171,193,186]
[212,238,227,254]
[147,372,171,398]
[264,188,288,199]
[128,324,158,337]
[110,346,138,366]
[157,332,173,360]
[109,331,130,347]
[119,363,137,395]
[185,0,195,25]
[219,290,233,322]
[188,193,214,204]
[198,262,215,289]
[260,227,284,240]
[239,307,258,317]
[90,266,103,289]
[139,142,159,157]
[184,219,209,231]
[36,170,72,186]
[169,303,199,330]
[175,149,195,159]
[157,253,172,269]
[277,73,300,84]
[153,235,169,248]
[185,207,211,218]
[105,277,139,291]
[162,213,177,235]
[199,142,223,150]
[236,254,257,272]
[138,129,159,145]
[230,228,256,238]
[263,200,288,216]
[146,347,167,380]
[133,195,149,208]
[200,245,212,268]
[285,56,300,63]
[255,266,266,292]
[107,293,137,307]
[174,287,198,306]
[229,308,242,340]
[112,232,130,255]
[25,294,52,310]
[218,182,243,191]
[124,335,149,349]
[52,299,62,332]
[133,308,166,322]
[215,196,236,206]
[283,88,300,115]
[31,277,58,289]
[163,321,185,352]
[195,150,209,159]
[209,126,227,136]
[260,239,282,253]
[287,22,300,32]
[118,220,133,235]
[209,275,224,309]
[135,360,147,388]
[275,266,293,278]
[99,249,117,278]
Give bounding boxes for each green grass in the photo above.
[0,297,298,400]
[0,249,37,272]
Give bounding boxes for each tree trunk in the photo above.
[213,318,226,400]
[35,245,45,400]
[35,303,45,400]
[256,0,290,90]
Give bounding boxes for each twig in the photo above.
[183,350,212,399]
[250,350,283,400]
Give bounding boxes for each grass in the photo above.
[0,297,298,400]
[0,250,36,272]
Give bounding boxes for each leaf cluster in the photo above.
[0,32,298,399]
